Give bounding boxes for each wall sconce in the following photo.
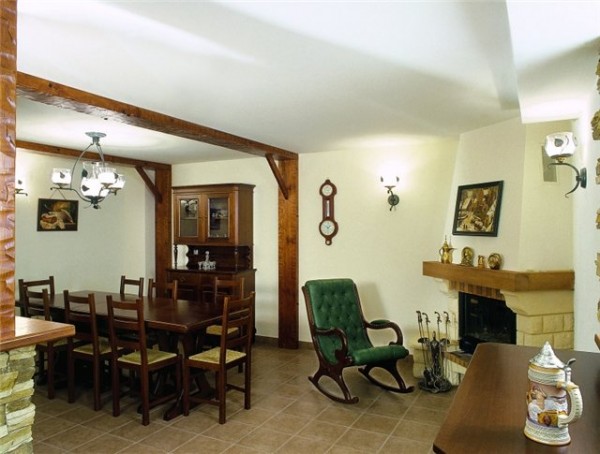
[380,176,399,211]
[544,132,587,197]
[15,178,28,196]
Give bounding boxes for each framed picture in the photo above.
[452,181,503,236]
[37,199,79,231]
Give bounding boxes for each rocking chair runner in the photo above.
[302,278,414,403]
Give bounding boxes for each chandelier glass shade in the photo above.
[50,132,125,209]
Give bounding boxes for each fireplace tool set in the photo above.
[416,310,452,393]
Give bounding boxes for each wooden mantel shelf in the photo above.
[0,316,74,352]
[422,261,574,292]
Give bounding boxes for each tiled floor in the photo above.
[32,340,456,453]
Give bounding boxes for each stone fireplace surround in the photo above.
[415,262,574,383]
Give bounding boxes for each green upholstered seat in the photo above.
[303,278,414,403]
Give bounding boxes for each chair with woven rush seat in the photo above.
[302,278,414,404]
[19,284,67,399]
[147,278,179,301]
[183,292,255,424]
[64,290,113,411]
[120,275,144,297]
[204,277,245,343]
[106,295,181,426]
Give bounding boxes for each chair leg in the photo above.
[309,366,359,404]
[47,346,55,399]
[92,357,101,411]
[36,349,46,385]
[182,360,190,416]
[244,359,251,410]
[67,353,76,404]
[359,360,415,394]
[140,369,150,426]
[112,360,121,417]
[217,370,226,424]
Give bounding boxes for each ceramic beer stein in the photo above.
[524,342,583,445]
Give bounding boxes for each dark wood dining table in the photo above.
[433,343,599,453]
[23,290,223,420]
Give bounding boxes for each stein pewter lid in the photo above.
[529,342,564,369]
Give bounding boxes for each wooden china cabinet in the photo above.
[167,184,255,302]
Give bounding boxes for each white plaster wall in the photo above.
[173,140,458,344]
[518,121,574,270]
[572,88,600,352]
[15,150,152,295]
[443,118,526,270]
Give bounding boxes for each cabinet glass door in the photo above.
[207,196,229,239]
[179,198,198,237]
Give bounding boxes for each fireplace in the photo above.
[458,292,516,353]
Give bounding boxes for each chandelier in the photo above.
[50,132,125,209]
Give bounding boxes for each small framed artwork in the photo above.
[37,199,79,231]
[452,181,503,237]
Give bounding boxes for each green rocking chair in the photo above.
[302,278,414,403]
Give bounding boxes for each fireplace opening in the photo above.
[458,292,516,354]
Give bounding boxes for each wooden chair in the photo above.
[106,295,181,426]
[64,290,113,411]
[204,277,245,340]
[147,278,179,301]
[18,276,56,317]
[120,275,144,297]
[19,286,67,399]
[183,292,255,424]
[302,278,414,404]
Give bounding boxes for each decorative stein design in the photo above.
[524,342,583,445]
[439,237,455,264]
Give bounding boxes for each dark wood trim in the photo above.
[266,154,289,200]
[0,0,17,338]
[154,168,172,296]
[278,159,299,349]
[135,166,163,203]
[422,261,574,292]
[17,72,298,161]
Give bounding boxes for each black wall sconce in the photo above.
[380,176,399,211]
[15,178,28,196]
[544,132,587,197]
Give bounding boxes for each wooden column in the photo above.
[278,158,299,348]
[153,167,172,292]
[0,0,17,338]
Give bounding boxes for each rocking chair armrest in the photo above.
[365,319,404,345]
[314,326,351,363]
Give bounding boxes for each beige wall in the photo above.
[14,109,599,351]
[15,151,153,294]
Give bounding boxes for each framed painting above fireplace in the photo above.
[452,180,503,237]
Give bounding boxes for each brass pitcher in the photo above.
[524,342,583,445]
[438,237,455,264]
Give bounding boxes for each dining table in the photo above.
[21,290,224,420]
[433,343,599,453]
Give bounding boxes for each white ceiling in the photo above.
[15,0,600,165]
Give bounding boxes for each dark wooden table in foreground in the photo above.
[433,343,599,453]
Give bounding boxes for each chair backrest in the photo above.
[63,290,99,348]
[120,275,144,297]
[207,277,245,305]
[21,287,52,320]
[18,276,55,317]
[303,279,373,359]
[147,278,179,301]
[106,295,147,358]
[218,292,255,357]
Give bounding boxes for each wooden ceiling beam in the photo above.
[16,72,298,162]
